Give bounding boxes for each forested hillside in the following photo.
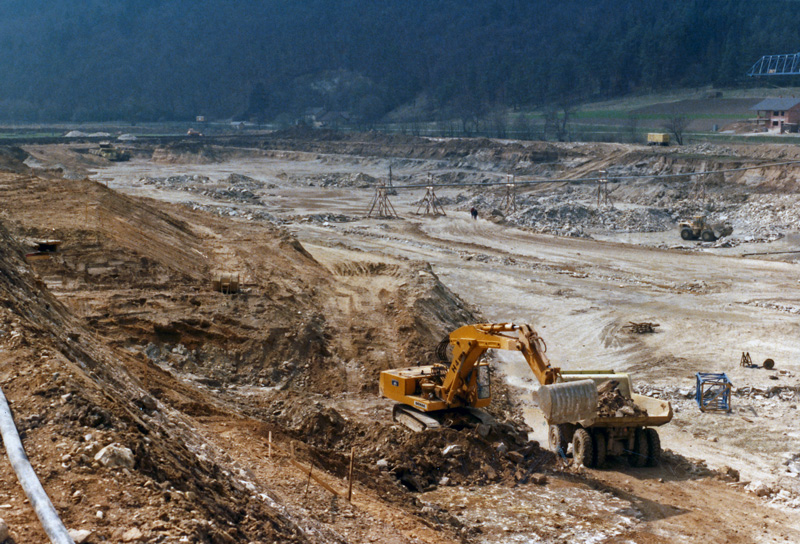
[0,0,796,122]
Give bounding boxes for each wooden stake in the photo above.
[288,459,341,497]
[268,431,272,459]
[347,447,355,502]
[304,464,313,497]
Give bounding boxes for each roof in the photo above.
[319,111,350,122]
[750,98,800,111]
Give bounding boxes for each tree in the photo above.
[663,110,689,145]
[511,114,533,141]
[245,82,270,122]
[488,109,507,138]
[544,103,575,142]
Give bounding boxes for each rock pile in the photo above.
[266,394,552,492]
[141,174,211,187]
[463,192,677,236]
[185,202,280,223]
[222,173,266,190]
[374,424,551,491]
[596,380,648,418]
[297,213,354,223]
[306,172,380,188]
[142,174,265,205]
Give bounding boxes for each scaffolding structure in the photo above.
[692,173,707,202]
[367,185,398,218]
[415,186,446,216]
[596,170,614,208]
[501,174,517,213]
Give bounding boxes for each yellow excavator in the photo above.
[380,323,672,468]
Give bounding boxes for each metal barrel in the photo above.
[537,379,598,424]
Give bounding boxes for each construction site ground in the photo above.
[1,131,799,543]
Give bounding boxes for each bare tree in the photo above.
[450,94,487,137]
[544,103,575,142]
[489,109,507,138]
[663,110,689,145]
[555,104,572,142]
[512,114,533,140]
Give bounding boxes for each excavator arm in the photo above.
[441,323,561,404]
[380,322,598,427]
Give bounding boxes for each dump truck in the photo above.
[647,133,670,146]
[679,215,733,242]
[550,369,672,467]
[380,323,672,468]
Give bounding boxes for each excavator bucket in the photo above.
[537,379,598,424]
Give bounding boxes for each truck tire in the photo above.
[591,430,607,468]
[680,228,694,240]
[572,428,593,467]
[701,230,716,242]
[644,428,661,467]
[548,424,572,456]
[628,428,649,468]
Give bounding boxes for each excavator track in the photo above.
[392,405,499,432]
[392,404,442,432]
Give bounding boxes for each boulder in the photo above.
[68,529,93,543]
[94,443,135,469]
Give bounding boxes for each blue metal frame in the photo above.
[748,52,800,76]
[696,372,732,412]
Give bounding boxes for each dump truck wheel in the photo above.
[572,428,593,467]
[644,428,661,467]
[701,230,716,242]
[591,430,607,468]
[628,428,650,467]
[680,228,694,240]
[548,424,572,456]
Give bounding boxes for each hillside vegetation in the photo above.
[0,0,797,122]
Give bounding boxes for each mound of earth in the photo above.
[151,142,267,164]
[0,168,495,543]
[0,146,30,173]
[264,391,553,493]
[0,215,303,543]
[307,172,380,188]
[373,426,551,491]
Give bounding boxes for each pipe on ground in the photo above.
[0,386,75,544]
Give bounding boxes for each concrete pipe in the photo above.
[0,386,75,544]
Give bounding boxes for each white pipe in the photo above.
[0,387,75,544]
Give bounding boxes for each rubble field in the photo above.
[0,132,798,542]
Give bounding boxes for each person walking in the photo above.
[470,207,478,220]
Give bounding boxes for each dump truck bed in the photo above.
[590,392,673,427]
[560,370,673,427]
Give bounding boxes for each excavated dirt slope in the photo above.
[0,164,550,543]
[0,204,305,542]
[6,132,800,543]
